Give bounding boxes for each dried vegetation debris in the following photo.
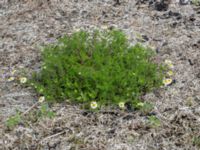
[0,0,200,149]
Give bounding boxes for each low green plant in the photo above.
[37,103,55,119]
[193,136,200,147]
[136,102,154,114]
[6,112,21,129]
[148,115,161,128]
[30,29,164,109]
[5,103,55,129]
[192,0,200,6]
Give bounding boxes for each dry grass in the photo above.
[1,0,200,149]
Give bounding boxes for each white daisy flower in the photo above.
[90,101,98,109]
[101,25,108,30]
[74,28,81,32]
[20,77,27,84]
[118,102,125,109]
[38,96,45,103]
[164,59,174,69]
[165,59,172,64]
[163,78,173,86]
[167,70,173,76]
[7,77,15,82]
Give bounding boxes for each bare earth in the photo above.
[0,0,200,149]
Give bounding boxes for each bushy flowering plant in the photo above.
[30,29,164,109]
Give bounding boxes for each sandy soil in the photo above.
[0,0,200,149]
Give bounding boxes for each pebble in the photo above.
[179,0,191,5]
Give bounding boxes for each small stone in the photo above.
[123,114,135,120]
[197,72,200,78]
[189,14,196,22]
[194,107,200,115]
[48,140,60,149]
[114,0,120,6]
[154,1,169,11]
[188,59,194,66]
[108,128,115,134]
[142,35,149,41]
[81,111,89,116]
[168,11,182,20]
[179,0,191,5]
[148,112,157,116]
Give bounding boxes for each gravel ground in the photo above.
[0,0,200,149]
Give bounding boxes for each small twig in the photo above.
[22,102,39,116]
[40,131,66,143]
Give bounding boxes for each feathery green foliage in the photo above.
[30,29,164,109]
[192,0,200,6]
